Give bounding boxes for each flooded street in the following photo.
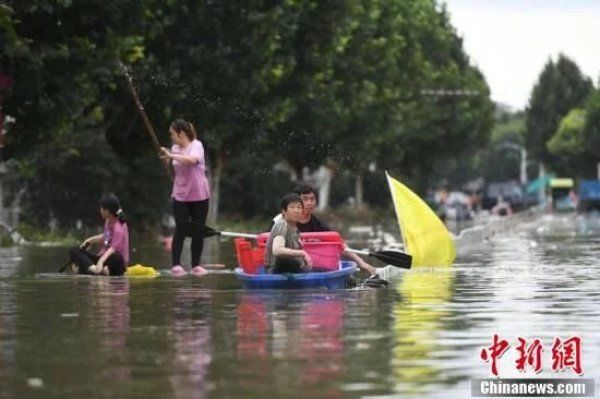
[1,214,599,398]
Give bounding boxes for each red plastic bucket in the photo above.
[235,239,257,274]
[251,248,264,268]
[303,241,343,271]
[300,231,342,243]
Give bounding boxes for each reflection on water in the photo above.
[0,280,16,395]
[0,213,599,398]
[169,288,212,398]
[231,292,346,397]
[393,268,454,396]
[94,279,131,384]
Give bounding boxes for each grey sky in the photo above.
[443,0,600,110]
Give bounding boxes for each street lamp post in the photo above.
[501,142,528,185]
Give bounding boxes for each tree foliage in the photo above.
[548,108,586,157]
[546,108,590,176]
[524,54,593,166]
[1,1,166,229]
[1,0,495,229]
[583,89,600,162]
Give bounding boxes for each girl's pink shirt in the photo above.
[98,219,129,264]
[171,139,210,202]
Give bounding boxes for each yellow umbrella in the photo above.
[386,172,456,267]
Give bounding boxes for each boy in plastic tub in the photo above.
[264,193,313,274]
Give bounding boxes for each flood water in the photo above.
[0,214,599,398]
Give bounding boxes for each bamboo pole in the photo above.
[119,63,172,180]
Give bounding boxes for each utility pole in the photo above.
[520,147,527,185]
[500,142,528,185]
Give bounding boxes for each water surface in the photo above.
[1,214,599,398]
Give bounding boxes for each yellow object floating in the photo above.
[125,264,159,277]
[386,172,456,267]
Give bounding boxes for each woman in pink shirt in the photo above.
[68,194,129,275]
[160,119,210,276]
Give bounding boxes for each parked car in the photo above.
[483,181,538,212]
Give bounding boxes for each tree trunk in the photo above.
[316,165,334,212]
[354,173,364,209]
[207,153,224,225]
[293,163,303,182]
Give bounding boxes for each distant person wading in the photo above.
[160,119,211,276]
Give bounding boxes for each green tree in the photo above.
[0,0,167,229]
[127,0,353,221]
[547,108,589,176]
[374,2,494,191]
[261,0,357,178]
[0,0,497,231]
[323,1,494,199]
[525,54,593,168]
[548,108,586,156]
[582,89,600,177]
[583,89,600,152]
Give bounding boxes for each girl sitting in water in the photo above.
[264,193,313,274]
[68,194,130,276]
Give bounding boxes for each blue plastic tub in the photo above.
[234,261,357,290]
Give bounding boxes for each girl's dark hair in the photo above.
[170,119,196,141]
[100,194,126,223]
[280,193,303,211]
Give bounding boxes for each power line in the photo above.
[420,89,480,96]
